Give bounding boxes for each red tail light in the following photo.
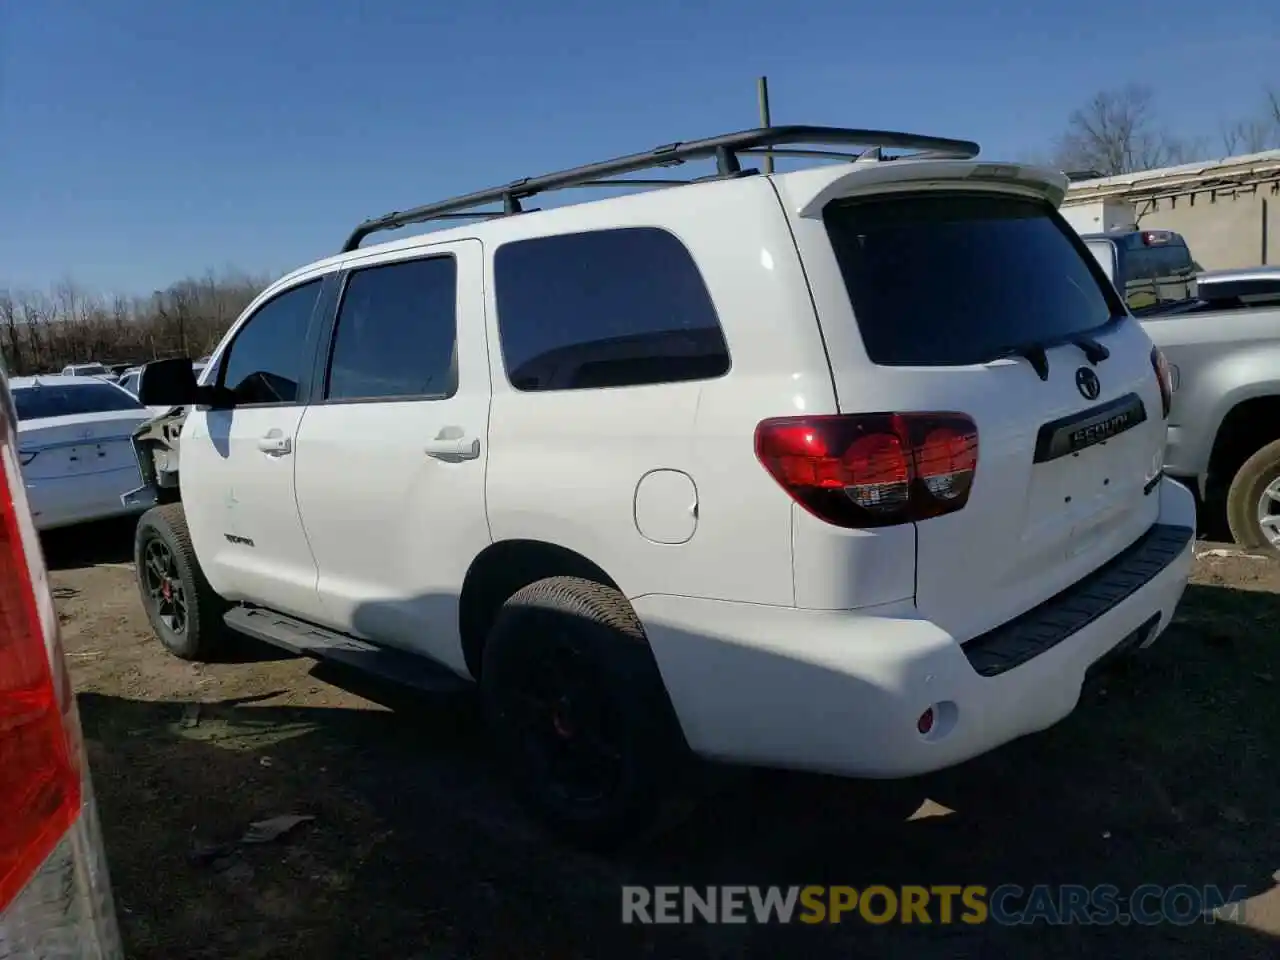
[754,413,979,528]
[0,397,81,912]
[1150,346,1173,419]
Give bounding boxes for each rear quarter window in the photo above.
[493,227,730,392]
[823,192,1121,366]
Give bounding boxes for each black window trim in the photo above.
[492,224,732,394]
[207,274,335,411]
[315,251,461,407]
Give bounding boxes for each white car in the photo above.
[12,375,158,531]
[60,362,110,378]
[127,125,1195,846]
[0,365,122,955]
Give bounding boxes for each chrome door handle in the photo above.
[257,434,292,455]
[424,434,480,460]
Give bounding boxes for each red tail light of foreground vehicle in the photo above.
[0,371,121,957]
[0,443,80,911]
[754,412,979,528]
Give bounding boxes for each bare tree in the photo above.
[1054,84,1193,175]
[1219,85,1280,155]
[0,271,267,375]
[0,293,21,373]
[1221,119,1274,155]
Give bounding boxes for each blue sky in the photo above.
[2,0,1276,294]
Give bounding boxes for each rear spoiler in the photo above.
[793,161,1069,219]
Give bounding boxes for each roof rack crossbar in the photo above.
[340,125,980,252]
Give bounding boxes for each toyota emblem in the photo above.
[1075,367,1101,401]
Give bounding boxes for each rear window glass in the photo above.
[1118,240,1196,313]
[12,382,144,421]
[824,193,1120,366]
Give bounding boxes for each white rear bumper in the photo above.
[635,476,1196,778]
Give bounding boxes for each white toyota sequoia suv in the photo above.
[127,126,1196,845]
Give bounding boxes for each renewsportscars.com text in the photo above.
[621,884,1251,926]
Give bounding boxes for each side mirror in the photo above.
[137,358,199,407]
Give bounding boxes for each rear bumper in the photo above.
[635,476,1196,778]
[27,465,150,531]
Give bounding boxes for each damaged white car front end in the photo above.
[121,405,188,509]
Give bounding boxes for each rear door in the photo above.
[808,185,1168,641]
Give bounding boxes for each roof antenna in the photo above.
[757,76,774,175]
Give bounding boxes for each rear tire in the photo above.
[135,503,227,660]
[1226,438,1280,552]
[481,576,693,848]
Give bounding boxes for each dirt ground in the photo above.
[42,519,1280,960]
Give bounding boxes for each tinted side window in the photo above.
[220,280,322,405]
[493,227,729,392]
[325,256,458,402]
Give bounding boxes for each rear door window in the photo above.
[325,255,458,402]
[823,192,1121,366]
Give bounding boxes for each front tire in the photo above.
[481,576,692,848]
[135,503,227,660]
[1226,439,1280,552]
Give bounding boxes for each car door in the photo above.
[292,240,491,677]
[179,274,333,622]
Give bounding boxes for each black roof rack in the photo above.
[341,125,980,252]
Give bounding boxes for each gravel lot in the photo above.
[43,519,1280,959]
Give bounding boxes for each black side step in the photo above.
[224,606,473,694]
